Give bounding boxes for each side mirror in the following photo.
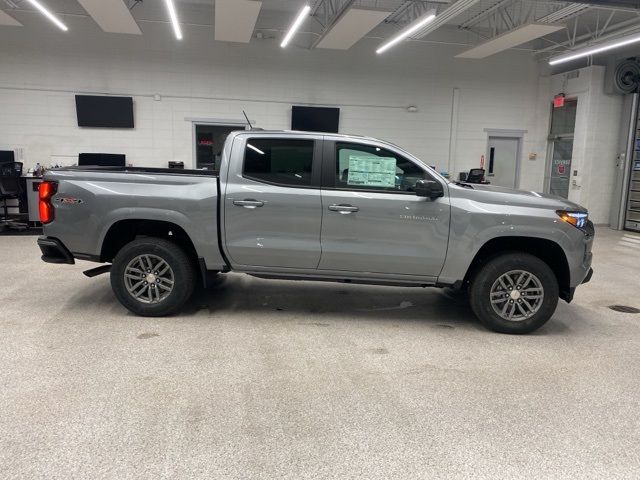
[415,179,444,199]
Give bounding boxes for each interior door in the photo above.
[223,135,323,269]
[487,137,519,188]
[318,140,450,277]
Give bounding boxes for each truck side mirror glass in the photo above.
[415,179,444,199]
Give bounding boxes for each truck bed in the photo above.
[41,167,226,270]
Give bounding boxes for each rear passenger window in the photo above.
[243,138,314,187]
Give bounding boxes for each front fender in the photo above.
[438,198,586,286]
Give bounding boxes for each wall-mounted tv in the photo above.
[291,106,340,133]
[75,95,134,128]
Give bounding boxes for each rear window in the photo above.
[243,138,314,187]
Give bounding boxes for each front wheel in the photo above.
[110,237,196,316]
[469,253,559,334]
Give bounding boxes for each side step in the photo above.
[83,264,111,278]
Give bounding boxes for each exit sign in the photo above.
[553,94,565,108]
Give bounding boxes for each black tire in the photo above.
[110,237,196,316]
[469,252,559,334]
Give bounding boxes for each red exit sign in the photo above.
[553,94,565,108]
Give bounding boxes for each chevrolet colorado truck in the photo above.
[37,130,594,334]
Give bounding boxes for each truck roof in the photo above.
[229,129,400,148]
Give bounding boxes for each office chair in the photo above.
[0,162,28,231]
[465,168,488,184]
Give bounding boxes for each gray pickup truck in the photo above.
[37,130,594,333]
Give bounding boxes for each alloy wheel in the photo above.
[489,269,544,321]
[124,254,175,304]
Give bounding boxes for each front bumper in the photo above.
[37,236,75,264]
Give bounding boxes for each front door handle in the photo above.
[328,204,359,214]
[233,199,264,209]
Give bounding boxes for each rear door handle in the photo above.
[328,204,359,214]
[233,199,264,209]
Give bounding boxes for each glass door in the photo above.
[546,99,577,198]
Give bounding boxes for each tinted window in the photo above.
[335,142,426,193]
[244,139,314,186]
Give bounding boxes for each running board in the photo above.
[83,264,111,278]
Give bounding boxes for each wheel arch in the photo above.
[463,236,571,302]
[100,219,199,265]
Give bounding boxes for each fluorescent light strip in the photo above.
[281,5,311,48]
[25,0,68,31]
[247,144,265,155]
[549,32,640,65]
[376,12,436,54]
[164,0,182,40]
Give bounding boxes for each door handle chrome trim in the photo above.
[233,199,264,208]
[328,204,359,214]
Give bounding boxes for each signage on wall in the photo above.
[553,94,565,108]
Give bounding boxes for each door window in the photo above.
[334,142,426,193]
[243,139,314,187]
[550,139,573,198]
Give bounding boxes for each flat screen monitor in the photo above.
[291,106,340,133]
[78,153,126,167]
[0,150,15,164]
[75,95,134,128]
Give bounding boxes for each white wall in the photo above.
[0,17,548,186]
[549,66,624,223]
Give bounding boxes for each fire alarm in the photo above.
[407,106,418,113]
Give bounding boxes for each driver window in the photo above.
[335,142,427,193]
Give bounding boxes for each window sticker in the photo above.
[347,155,396,188]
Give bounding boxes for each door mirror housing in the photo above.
[415,179,444,199]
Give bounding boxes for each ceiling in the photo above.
[1,0,640,61]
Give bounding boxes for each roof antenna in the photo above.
[243,110,253,129]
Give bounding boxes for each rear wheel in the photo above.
[110,237,196,316]
[469,252,559,334]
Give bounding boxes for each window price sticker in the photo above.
[347,155,396,188]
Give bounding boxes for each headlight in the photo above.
[556,210,588,229]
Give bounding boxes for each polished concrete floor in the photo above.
[1,228,639,479]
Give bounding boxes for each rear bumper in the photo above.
[37,236,75,264]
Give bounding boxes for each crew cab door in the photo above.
[222,134,323,269]
[318,139,450,277]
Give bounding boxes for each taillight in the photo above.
[38,181,57,224]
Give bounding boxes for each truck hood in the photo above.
[451,183,587,212]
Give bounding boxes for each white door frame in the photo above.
[187,117,253,168]
[484,128,526,189]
